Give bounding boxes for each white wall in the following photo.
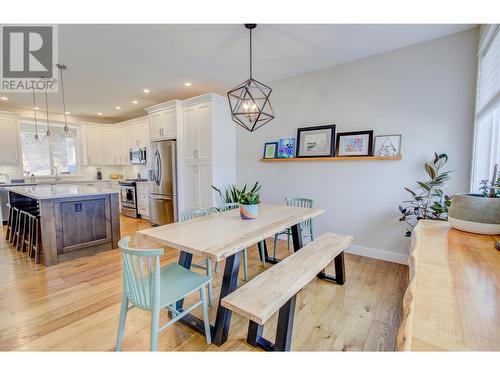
[236,29,479,263]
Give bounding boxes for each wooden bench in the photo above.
[221,232,352,351]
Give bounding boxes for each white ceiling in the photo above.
[0,24,475,122]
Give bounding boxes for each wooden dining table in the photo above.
[138,203,325,346]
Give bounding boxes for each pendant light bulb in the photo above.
[57,64,72,139]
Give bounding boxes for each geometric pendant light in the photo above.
[227,24,274,132]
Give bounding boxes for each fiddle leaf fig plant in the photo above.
[399,153,454,237]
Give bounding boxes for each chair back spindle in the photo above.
[118,236,164,310]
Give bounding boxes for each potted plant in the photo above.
[211,182,262,219]
[399,153,453,236]
[448,165,500,235]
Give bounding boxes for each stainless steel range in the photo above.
[119,179,148,218]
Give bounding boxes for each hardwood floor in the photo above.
[0,215,407,351]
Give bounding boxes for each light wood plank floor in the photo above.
[0,216,407,351]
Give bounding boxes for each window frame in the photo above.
[471,25,500,191]
[18,118,82,177]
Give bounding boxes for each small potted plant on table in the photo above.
[211,182,262,220]
[239,189,261,220]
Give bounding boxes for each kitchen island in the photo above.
[7,185,121,266]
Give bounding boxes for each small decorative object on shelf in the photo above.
[263,142,278,159]
[448,164,500,235]
[336,130,374,157]
[278,138,296,158]
[296,124,336,158]
[374,134,402,157]
[399,153,453,237]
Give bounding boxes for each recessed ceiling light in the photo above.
[131,100,138,104]
[115,106,121,110]
[143,88,150,93]
[184,82,192,87]
[97,112,103,116]
[0,96,8,101]
[33,106,40,110]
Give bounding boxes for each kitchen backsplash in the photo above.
[0,164,151,182]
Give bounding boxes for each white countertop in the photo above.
[6,184,119,200]
[0,179,120,188]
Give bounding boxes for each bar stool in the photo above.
[14,207,39,252]
[24,212,41,264]
[9,206,20,245]
[4,203,13,241]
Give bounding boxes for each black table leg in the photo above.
[291,224,303,252]
[274,295,297,351]
[176,251,193,310]
[259,239,280,265]
[213,251,241,345]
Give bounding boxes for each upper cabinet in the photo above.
[145,100,180,141]
[82,117,150,166]
[83,126,104,165]
[182,103,211,161]
[0,113,20,165]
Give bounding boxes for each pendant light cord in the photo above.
[59,66,68,130]
[32,87,38,136]
[249,28,253,79]
[45,78,50,135]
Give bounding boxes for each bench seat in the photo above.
[221,232,352,350]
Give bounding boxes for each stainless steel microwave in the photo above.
[130,147,147,164]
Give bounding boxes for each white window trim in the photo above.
[470,24,500,191]
[19,119,82,178]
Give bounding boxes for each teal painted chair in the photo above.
[273,198,314,258]
[115,236,211,351]
[181,208,218,307]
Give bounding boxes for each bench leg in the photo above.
[317,251,346,285]
[274,295,296,351]
[246,295,297,352]
[291,224,303,252]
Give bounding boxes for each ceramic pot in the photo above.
[448,193,500,235]
[240,204,258,220]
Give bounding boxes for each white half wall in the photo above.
[236,29,479,264]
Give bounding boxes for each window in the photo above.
[472,25,500,191]
[20,122,78,176]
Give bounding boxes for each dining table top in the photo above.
[138,204,324,261]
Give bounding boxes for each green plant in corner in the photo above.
[479,177,500,198]
[399,153,454,237]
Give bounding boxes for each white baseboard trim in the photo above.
[346,245,409,265]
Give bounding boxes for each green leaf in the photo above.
[425,163,437,180]
[404,187,417,197]
[417,181,431,191]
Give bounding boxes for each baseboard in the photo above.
[346,245,409,265]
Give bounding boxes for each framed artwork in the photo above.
[373,134,402,156]
[296,124,336,158]
[263,142,278,159]
[336,130,374,157]
[278,138,296,158]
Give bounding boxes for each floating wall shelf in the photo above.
[259,155,402,162]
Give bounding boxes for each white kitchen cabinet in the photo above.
[102,128,124,165]
[179,94,235,211]
[83,127,104,165]
[136,182,149,218]
[0,114,19,165]
[150,109,176,140]
[136,120,150,148]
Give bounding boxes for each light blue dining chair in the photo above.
[181,208,218,307]
[115,236,211,351]
[273,198,314,258]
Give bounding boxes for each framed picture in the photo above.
[373,134,402,157]
[263,142,278,159]
[336,130,374,157]
[296,124,336,158]
[278,138,296,158]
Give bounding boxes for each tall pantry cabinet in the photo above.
[145,93,235,215]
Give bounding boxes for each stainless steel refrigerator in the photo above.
[149,140,177,226]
